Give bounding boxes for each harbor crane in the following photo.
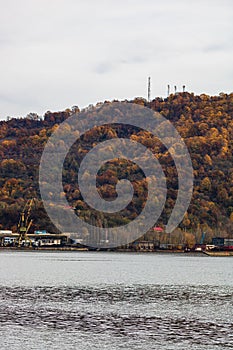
[15,198,35,247]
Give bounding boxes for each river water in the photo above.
[0,251,232,350]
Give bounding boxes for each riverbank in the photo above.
[1,246,233,256]
[0,246,89,251]
[0,246,202,255]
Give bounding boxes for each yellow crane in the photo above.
[16,199,35,247]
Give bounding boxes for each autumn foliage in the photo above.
[0,93,232,242]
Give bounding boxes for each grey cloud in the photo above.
[94,62,115,75]
[203,43,233,53]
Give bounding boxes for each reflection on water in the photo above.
[0,252,232,350]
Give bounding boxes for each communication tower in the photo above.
[167,84,170,96]
[148,77,151,102]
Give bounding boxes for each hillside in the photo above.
[0,92,232,242]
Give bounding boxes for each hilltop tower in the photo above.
[148,77,151,102]
[167,84,170,96]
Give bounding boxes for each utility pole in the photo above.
[174,85,177,94]
[148,77,151,102]
[167,84,170,96]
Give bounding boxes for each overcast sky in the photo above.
[0,0,233,119]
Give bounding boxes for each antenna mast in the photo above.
[148,77,151,102]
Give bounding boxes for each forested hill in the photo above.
[0,92,232,240]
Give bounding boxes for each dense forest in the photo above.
[0,92,233,245]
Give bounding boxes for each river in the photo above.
[0,251,232,350]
